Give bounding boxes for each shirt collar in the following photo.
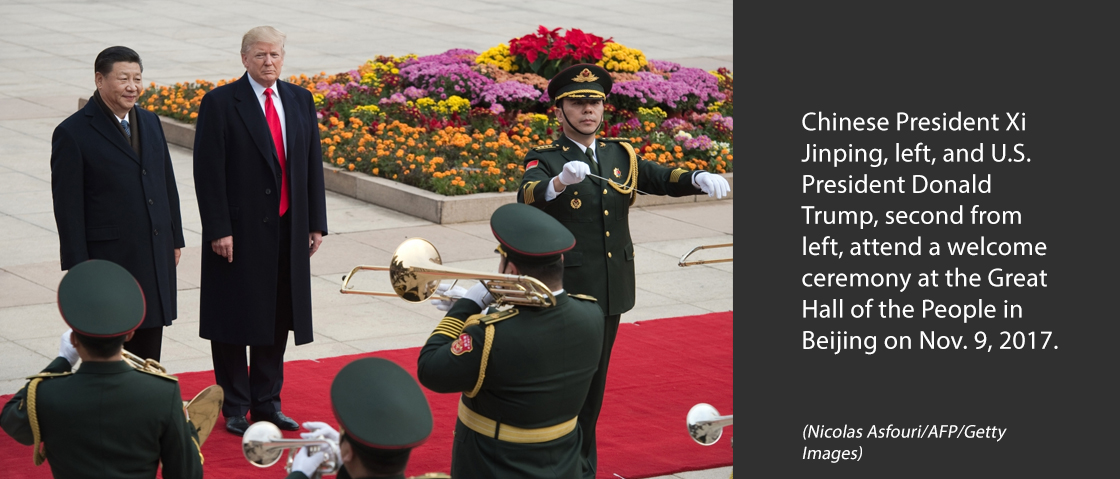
[246,74,276,99]
[564,135,596,156]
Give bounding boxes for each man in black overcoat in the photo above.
[51,46,185,361]
[193,25,328,436]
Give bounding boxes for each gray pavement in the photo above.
[0,1,733,477]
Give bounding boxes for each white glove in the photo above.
[430,283,469,311]
[300,421,340,443]
[694,171,730,199]
[59,329,79,367]
[462,281,494,309]
[291,446,327,478]
[557,161,591,186]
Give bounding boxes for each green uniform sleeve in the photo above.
[159,383,203,479]
[518,149,560,208]
[0,357,72,446]
[417,299,488,394]
[634,154,705,197]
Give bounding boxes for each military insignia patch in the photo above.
[573,68,599,82]
[563,146,570,151]
[571,198,582,209]
[450,333,473,355]
[613,167,621,178]
[526,160,539,170]
[599,142,606,148]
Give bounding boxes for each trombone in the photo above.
[687,403,733,446]
[678,243,733,267]
[340,237,557,308]
[242,421,341,478]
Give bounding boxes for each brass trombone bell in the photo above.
[678,243,733,267]
[242,421,340,477]
[687,403,733,446]
[340,237,557,308]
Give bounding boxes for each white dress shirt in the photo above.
[246,75,287,158]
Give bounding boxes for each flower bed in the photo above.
[138,27,734,196]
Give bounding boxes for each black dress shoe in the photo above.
[225,415,249,436]
[253,410,299,431]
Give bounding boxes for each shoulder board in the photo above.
[135,368,179,382]
[569,293,598,302]
[602,137,634,143]
[533,144,560,151]
[25,372,72,380]
[480,308,520,325]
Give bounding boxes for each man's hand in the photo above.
[557,161,591,186]
[462,281,494,309]
[211,236,233,263]
[300,421,340,443]
[309,231,323,257]
[290,447,327,478]
[694,172,730,199]
[59,329,79,367]
[174,248,181,266]
[431,283,469,311]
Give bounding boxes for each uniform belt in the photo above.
[457,399,577,443]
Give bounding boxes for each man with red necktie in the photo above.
[193,25,328,437]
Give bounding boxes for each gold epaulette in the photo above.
[569,294,597,302]
[25,372,72,380]
[533,143,560,151]
[480,308,519,325]
[602,137,634,143]
[134,368,179,382]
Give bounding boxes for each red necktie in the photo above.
[264,87,290,216]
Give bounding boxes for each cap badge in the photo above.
[451,333,473,355]
[573,68,599,83]
[571,198,582,209]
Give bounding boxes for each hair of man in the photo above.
[241,26,286,54]
[94,46,142,75]
[73,332,129,359]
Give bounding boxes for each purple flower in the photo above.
[648,59,681,72]
[398,61,494,104]
[712,113,733,132]
[683,135,713,151]
[378,92,407,106]
[611,80,695,108]
[401,49,479,68]
[489,103,505,115]
[668,68,726,104]
[478,81,541,107]
[403,86,428,99]
[661,118,690,131]
[636,71,666,82]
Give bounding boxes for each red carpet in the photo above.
[1,312,732,478]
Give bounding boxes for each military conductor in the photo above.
[193,26,328,436]
[517,63,731,477]
[0,260,203,479]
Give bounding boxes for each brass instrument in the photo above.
[123,349,169,374]
[242,421,341,478]
[678,243,733,267]
[687,403,733,446]
[340,237,557,308]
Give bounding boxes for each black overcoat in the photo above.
[51,98,185,329]
[193,75,327,346]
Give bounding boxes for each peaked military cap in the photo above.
[58,259,146,337]
[492,202,576,265]
[331,357,433,450]
[548,63,613,103]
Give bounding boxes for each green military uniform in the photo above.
[0,260,203,479]
[518,64,708,477]
[417,203,605,478]
[285,357,433,479]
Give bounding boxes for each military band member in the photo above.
[286,357,434,479]
[0,259,203,479]
[517,63,731,477]
[416,203,605,478]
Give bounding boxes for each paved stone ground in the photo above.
[0,1,733,477]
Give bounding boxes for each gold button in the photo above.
[608,252,612,258]
[603,189,608,194]
[573,191,578,196]
[606,231,610,237]
[604,210,609,216]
